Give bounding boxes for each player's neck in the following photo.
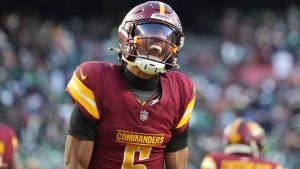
[123,68,160,91]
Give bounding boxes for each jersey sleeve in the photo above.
[200,156,217,169]
[174,76,195,134]
[65,62,100,122]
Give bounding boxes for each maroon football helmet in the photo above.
[223,118,265,157]
[118,1,184,75]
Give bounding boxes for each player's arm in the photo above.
[64,106,97,169]
[165,147,188,169]
[65,63,101,168]
[165,127,189,169]
[65,135,94,169]
[165,79,195,169]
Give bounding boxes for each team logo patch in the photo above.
[140,110,149,121]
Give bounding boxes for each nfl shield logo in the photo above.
[140,110,148,121]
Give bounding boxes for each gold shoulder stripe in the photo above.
[176,96,195,128]
[72,73,95,100]
[159,2,165,15]
[67,73,100,119]
[201,156,217,169]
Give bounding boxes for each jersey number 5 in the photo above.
[121,145,152,169]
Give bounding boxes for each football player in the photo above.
[0,123,18,169]
[64,1,195,169]
[200,118,285,169]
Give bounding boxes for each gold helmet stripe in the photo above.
[159,2,165,15]
[229,118,243,143]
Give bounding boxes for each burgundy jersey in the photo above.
[66,61,195,169]
[200,152,284,169]
[0,124,18,168]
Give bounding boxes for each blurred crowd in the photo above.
[0,5,300,169]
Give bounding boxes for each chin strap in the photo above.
[108,47,180,74]
[121,55,166,75]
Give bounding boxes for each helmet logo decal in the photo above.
[151,13,171,23]
[140,110,149,121]
[136,15,144,19]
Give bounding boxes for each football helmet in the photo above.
[118,1,184,75]
[223,118,265,157]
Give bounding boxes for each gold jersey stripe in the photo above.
[176,95,195,128]
[68,82,100,119]
[67,74,100,119]
[72,73,95,100]
[159,2,165,15]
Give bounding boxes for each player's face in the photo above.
[134,23,179,62]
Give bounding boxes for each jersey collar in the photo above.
[123,68,160,91]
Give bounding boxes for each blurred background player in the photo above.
[64,1,195,169]
[0,122,19,169]
[200,118,285,169]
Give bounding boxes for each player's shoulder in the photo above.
[164,70,193,87]
[78,61,117,72]
[204,151,245,162]
[258,158,285,169]
[75,61,120,79]
[165,70,190,79]
[0,124,15,137]
[0,123,12,132]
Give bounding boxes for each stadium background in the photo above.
[0,0,300,168]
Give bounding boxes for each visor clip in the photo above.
[133,36,142,45]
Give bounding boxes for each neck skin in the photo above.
[126,64,159,80]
